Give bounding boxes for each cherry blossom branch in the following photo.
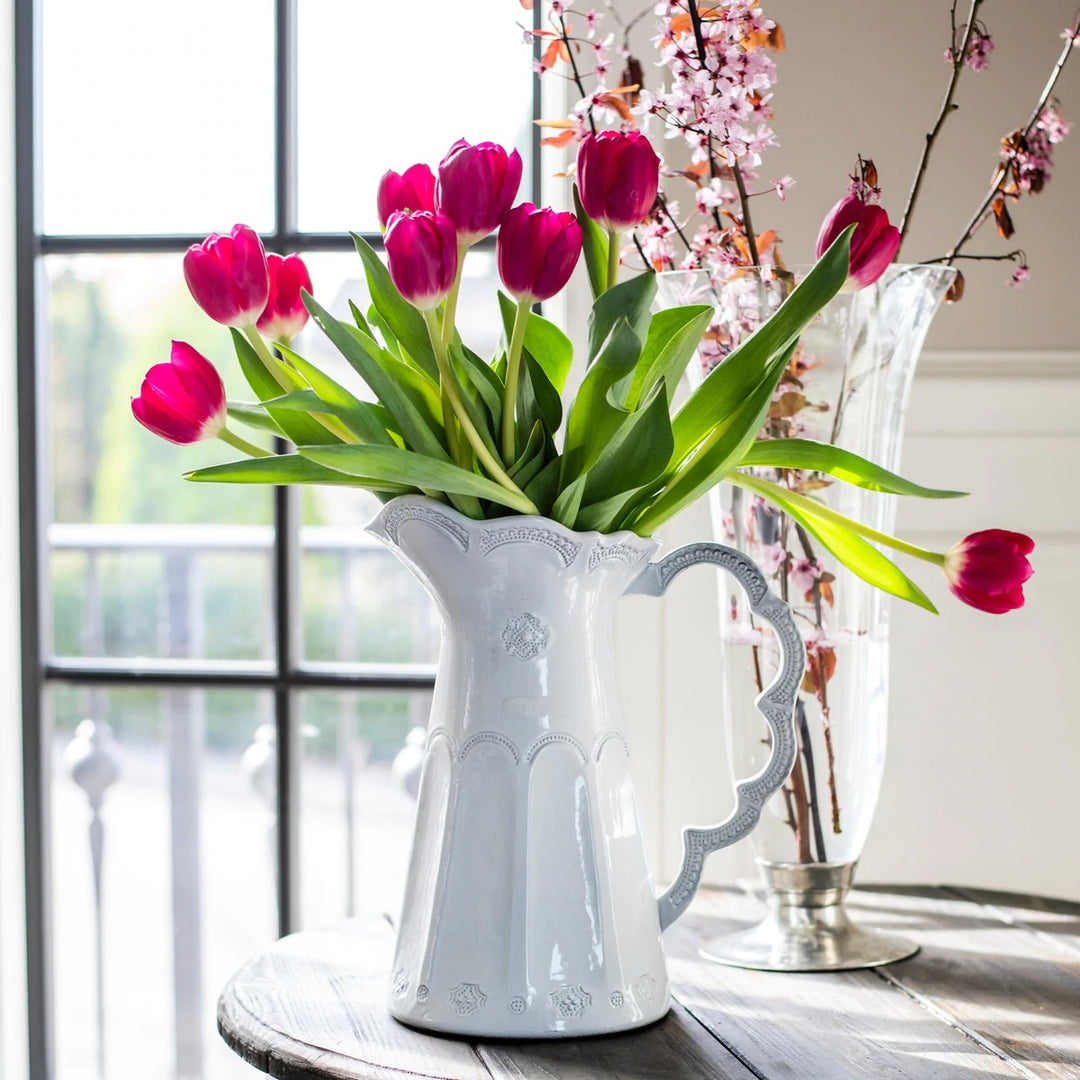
[685,0,762,265]
[945,16,1080,264]
[898,0,984,247]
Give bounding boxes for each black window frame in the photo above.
[14,2,542,1076]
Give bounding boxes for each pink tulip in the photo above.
[257,253,313,341]
[576,131,660,231]
[436,139,522,245]
[132,341,227,445]
[815,195,901,290]
[377,163,437,227]
[384,210,459,311]
[183,224,269,327]
[497,203,583,304]
[943,529,1034,614]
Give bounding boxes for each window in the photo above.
[16,2,539,1077]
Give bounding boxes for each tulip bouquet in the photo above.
[132,126,1034,617]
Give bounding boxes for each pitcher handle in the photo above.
[625,541,805,932]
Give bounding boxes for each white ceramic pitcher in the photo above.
[368,495,803,1037]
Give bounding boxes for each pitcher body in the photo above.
[368,496,804,1037]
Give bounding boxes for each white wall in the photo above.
[602,0,1080,900]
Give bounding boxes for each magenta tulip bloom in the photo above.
[132,341,227,445]
[943,529,1034,614]
[498,203,583,304]
[183,224,269,327]
[815,195,901,290]
[257,253,313,341]
[384,211,459,311]
[377,163,437,228]
[436,139,522,245]
[576,131,660,231]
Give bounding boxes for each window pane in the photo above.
[298,690,426,929]
[44,254,273,663]
[51,685,275,1080]
[41,0,274,235]
[296,0,533,231]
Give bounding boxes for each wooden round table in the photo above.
[218,884,1080,1079]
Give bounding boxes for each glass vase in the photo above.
[656,264,956,970]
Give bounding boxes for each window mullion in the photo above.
[272,0,300,939]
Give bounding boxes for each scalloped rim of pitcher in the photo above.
[366,493,661,555]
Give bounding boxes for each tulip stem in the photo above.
[730,472,948,566]
[243,325,294,394]
[440,242,469,350]
[606,229,621,291]
[218,427,273,458]
[501,298,531,462]
[244,324,358,444]
[422,309,538,513]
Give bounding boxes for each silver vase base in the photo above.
[700,861,920,973]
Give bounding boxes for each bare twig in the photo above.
[898,0,984,247]
[557,12,597,135]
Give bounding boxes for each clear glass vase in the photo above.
[656,264,956,970]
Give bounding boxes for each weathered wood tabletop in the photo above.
[218,885,1080,1080]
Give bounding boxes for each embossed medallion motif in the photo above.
[507,996,527,1015]
[391,968,410,997]
[635,974,657,1004]
[609,990,625,1008]
[549,984,592,1019]
[416,984,430,1003]
[448,983,487,1015]
[501,613,550,660]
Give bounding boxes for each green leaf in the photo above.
[508,421,549,489]
[581,378,674,509]
[352,233,439,380]
[574,183,609,301]
[300,444,536,513]
[447,342,502,465]
[456,344,505,433]
[632,342,797,534]
[738,439,967,499]
[586,271,657,364]
[550,472,588,529]
[516,352,562,460]
[523,457,562,518]
[497,292,574,394]
[730,472,938,613]
[348,299,374,337]
[305,294,450,461]
[276,343,395,447]
[366,303,402,360]
[227,401,289,438]
[625,304,714,410]
[560,318,642,485]
[185,453,410,491]
[672,226,853,460]
[229,329,336,446]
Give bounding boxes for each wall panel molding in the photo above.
[919,349,1080,380]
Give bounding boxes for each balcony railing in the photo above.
[47,522,433,1080]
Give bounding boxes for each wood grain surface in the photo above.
[218,885,1080,1080]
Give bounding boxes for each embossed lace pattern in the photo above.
[380,503,470,551]
[479,526,581,567]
